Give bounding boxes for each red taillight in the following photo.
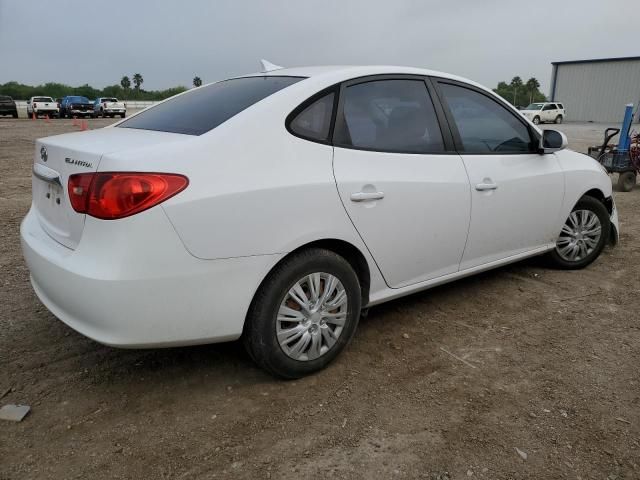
[68,172,188,220]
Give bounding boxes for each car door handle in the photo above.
[475,182,498,191]
[350,191,385,202]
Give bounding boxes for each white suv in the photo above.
[521,102,565,125]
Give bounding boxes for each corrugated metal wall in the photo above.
[552,59,640,123]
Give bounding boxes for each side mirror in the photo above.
[539,129,568,154]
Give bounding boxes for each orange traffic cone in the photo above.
[44,115,50,123]
[31,112,35,121]
[80,120,88,131]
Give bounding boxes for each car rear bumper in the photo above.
[20,206,282,348]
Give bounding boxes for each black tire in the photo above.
[12,111,18,118]
[533,116,540,125]
[617,171,636,192]
[243,248,361,379]
[547,196,610,269]
[120,113,126,118]
[555,115,563,124]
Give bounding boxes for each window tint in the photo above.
[439,83,533,154]
[119,76,303,135]
[289,92,334,142]
[335,79,444,153]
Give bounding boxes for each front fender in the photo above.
[554,149,616,239]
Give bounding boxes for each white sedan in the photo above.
[21,64,618,378]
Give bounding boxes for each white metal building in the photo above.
[549,56,640,123]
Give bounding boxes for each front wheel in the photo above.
[243,248,361,379]
[547,196,610,269]
[532,116,540,125]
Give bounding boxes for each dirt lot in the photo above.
[1,118,639,480]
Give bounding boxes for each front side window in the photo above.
[335,79,444,153]
[525,103,544,110]
[439,83,533,154]
[119,76,303,135]
[288,92,334,142]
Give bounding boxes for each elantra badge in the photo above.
[40,146,47,162]
[65,157,93,168]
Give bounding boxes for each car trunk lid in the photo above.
[32,127,189,249]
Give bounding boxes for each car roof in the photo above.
[240,64,488,90]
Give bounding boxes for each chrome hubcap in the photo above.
[556,209,602,262]
[276,273,348,361]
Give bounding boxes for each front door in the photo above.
[332,77,471,288]
[435,80,564,270]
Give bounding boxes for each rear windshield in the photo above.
[0,96,12,101]
[67,96,89,103]
[118,76,304,135]
[34,97,53,102]
[102,98,118,103]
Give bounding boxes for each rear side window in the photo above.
[543,104,555,111]
[335,79,444,153]
[288,92,335,142]
[439,83,533,154]
[119,76,303,135]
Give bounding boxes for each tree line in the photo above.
[493,76,547,107]
[0,73,207,101]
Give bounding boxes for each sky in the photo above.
[0,0,637,95]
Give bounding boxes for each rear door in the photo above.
[542,103,556,122]
[332,76,471,288]
[433,79,564,270]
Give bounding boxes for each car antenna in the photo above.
[260,59,283,73]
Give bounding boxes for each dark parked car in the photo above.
[0,96,18,118]
[59,96,93,118]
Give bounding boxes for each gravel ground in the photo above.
[1,118,639,479]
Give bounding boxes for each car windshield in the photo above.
[34,97,53,102]
[118,76,304,135]
[525,103,544,110]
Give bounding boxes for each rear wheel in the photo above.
[243,248,361,379]
[12,111,18,118]
[617,171,636,192]
[555,115,563,124]
[547,196,610,269]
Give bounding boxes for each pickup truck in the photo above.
[0,95,18,118]
[27,96,58,118]
[59,96,94,118]
[93,97,126,118]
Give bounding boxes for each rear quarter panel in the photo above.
[99,88,374,262]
